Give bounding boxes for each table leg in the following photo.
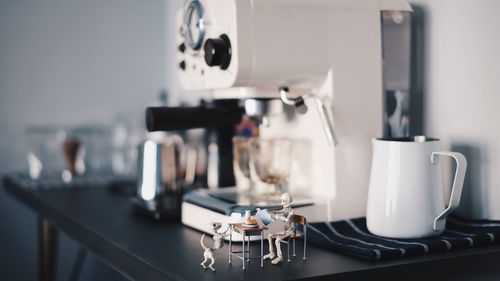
[38,217,58,281]
[247,236,250,261]
[229,227,232,264]
[261,231,264,268]
[68,246,87,281]
[293,239,296,257]
[242,233,246,270]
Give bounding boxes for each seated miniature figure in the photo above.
[262,192,295,265]
[200,222,230,271]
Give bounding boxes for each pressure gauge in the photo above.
[182,0,205,51]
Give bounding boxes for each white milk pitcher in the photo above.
[366,136,467,238]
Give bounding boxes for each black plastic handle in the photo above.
[146,106,243,132]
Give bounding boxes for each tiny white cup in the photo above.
[229,212,243,224]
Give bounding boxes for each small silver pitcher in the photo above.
[135,133,186,220]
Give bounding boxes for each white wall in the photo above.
[410,0,500,219]
[0,0,167,171]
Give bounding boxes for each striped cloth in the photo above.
[304,217,500,260]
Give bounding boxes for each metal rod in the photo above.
[304,226,307,260]
[38,218,58,281]
[308,94,338,146]
[287,242,290,262]
[68,246,87,281]
[247,236,250,261]
[228,226,232,264]
[242,233,246,270]
[261,231,264,267]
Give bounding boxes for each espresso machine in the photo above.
[147,0,413,232]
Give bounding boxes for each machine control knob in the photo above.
[178,43,186,53]
[179,60,186,71]
[204,34,231,70]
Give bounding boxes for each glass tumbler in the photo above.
[233,136,252,192]
[249,138,292,198]
[26,125,67,180]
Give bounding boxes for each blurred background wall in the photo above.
[0,0,179,279]
[409,0,500,220]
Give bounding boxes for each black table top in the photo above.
[5,177,500,281]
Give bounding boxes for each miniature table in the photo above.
[229,224,268,269]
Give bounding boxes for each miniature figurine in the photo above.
[200,222,231,271]
[262,192,295,265]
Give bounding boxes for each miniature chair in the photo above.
[279,214,307,262]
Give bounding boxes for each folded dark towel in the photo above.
[304,217,500,260]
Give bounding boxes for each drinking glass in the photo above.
[70,125,112,176]
[111,113,145,177]
[26,125,67,180]
[233,137,252,192]
[249,138,292,198]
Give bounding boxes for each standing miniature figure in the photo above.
[200,222,231,271]
[258,193,295,265]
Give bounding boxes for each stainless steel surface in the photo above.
[136,134,185,211]
[243,99,283,127]
[382,11,412,138]
[243,99,283,117]
[181,0,205,51]
[376,136,439,142]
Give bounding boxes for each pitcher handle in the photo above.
[431,151,467,231]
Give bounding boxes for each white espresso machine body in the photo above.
[176,0,412,222]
